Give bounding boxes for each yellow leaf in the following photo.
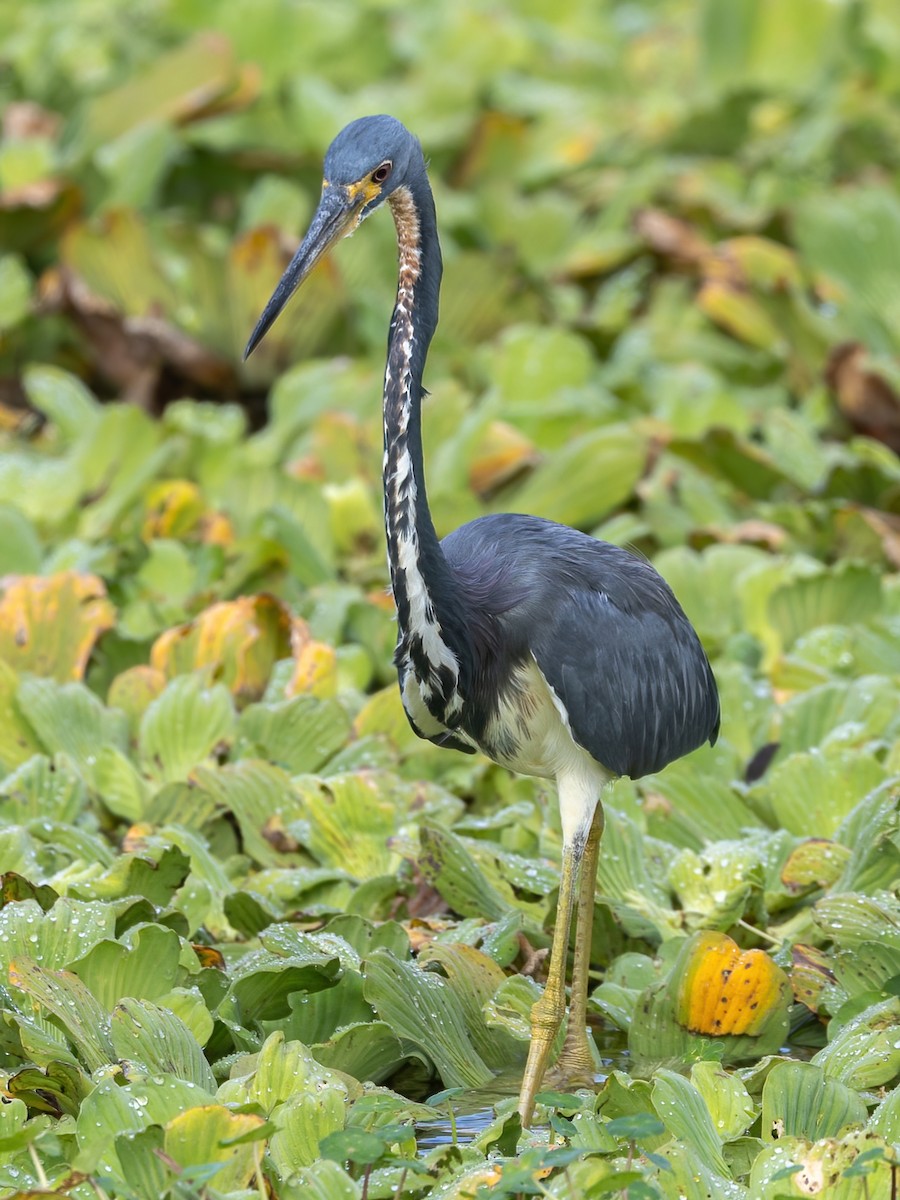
[676,931,789,1037]
[164,1105,264,1193]
[707,236,802,292]
[697,280,785,353]
[0,572,115,682]
[288,620,338,698]
[142,480,205,540]
[780,838,848,893]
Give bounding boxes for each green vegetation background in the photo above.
[1,0,900,1196]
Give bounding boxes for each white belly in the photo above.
[403,654,610,844]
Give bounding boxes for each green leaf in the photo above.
[312,1021,406,1084]
[746,748,886,837]
[362,948,494,1089]
[0,753,86,824]
[292,773,410,879]
[225,943,341,1023]
[0,505,42,575]
[110,997,216,1090]
[8,957,115,1072]
[0,897,115,976]
[319,1127,386,1166]
[280,1158,361,1199]
[652,1069,730,1176]
[164,1104,266,1193]
[22,366,100,444]
[0,254,32,332]
[114,1128,170,1200]
[139,675,235,784]
[191,758,303,869]
[417,825,513,921]
[16,677,129,788]
[509,423,646,528]
[760,1061,866,1141]
[268,1088,348,1178]
[237,693,351,774]
[690,1061,756,1141]
[70,923,183,1008]
[812,997,900,1088]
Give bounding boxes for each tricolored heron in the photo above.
[245,115,720,1124]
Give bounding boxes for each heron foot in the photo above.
[519,985,567,1125]
[544,1021,598,1090]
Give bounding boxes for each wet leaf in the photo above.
[138,674,235,783]
[362,948,494,1088]
[164,1105,265,1193]
[760,1061,866,1142]
[675,931,791,1038]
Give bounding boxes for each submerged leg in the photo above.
[552,803,604,1080]
[518,825,582,1126]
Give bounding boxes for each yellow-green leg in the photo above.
[518,803,604,1125]
[552,804,604,1080]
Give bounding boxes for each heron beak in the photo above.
[243,185,359,359]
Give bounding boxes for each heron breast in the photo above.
[481,656,597,781]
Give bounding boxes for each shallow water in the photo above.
[415,1025,631,1149]
[416,1106,497,1150]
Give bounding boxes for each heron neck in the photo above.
[383,176,467,712]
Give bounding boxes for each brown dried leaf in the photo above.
[699,519,788,551]
[0,572,115,682]
[857,507,900,569]
[39,265,233,408]
[634,208,711,265]
[2,101,61,141]
[826,342,900,451]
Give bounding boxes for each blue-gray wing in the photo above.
[529,580,719,779]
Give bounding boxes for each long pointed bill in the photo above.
[243,186,358,360]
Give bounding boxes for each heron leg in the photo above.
[518,824,583,1127]
[551,803,604,1081]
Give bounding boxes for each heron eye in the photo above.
[371,162,392,185]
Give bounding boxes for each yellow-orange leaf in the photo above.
[0,572,115,682]
[469,420,538,498]
[676,931,789,1037]
[200,510,235,547]
[151,595,292,705]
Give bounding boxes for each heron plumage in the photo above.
[244,114,720,1124]
[437,514,720,778]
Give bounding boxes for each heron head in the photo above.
[244,115,423,359]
